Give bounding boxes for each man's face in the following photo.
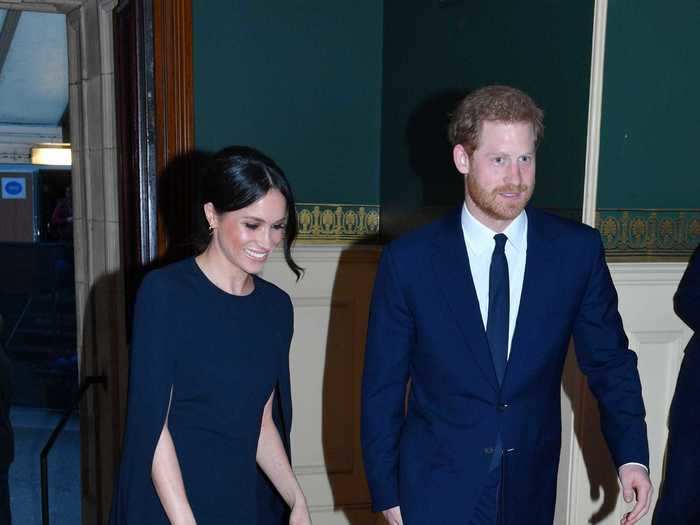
[452,120,536,232]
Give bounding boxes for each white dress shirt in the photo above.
[460,203,647,475]
[460,203,527,359]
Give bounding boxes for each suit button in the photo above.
[497,403,509,411]
[483,447,494,455]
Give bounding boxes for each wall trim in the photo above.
[581,0,608,228]
[597,209,699,258]
[296,203,380,244]
[608,261,688,281]
[153,0,195,256]
[569,1,608,522]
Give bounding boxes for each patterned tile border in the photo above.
[292,205,700,256]
[596,209,700,258]
[295,203,380,243]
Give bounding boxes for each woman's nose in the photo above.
[260,227,278,249]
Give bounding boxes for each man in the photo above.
[361,85,652,525]
[653,243,700,524]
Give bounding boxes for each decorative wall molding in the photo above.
[596,209,700,258]
[296,203,380,243]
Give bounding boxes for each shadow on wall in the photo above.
[157,150,211,267]
[405,89,465,209]
[322,242,380,525]
[561,345,620,523]
[382,89,466,238]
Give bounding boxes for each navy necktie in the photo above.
[487,233,509,385]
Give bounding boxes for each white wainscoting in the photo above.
[558,262,691,525]
[260,245,383,525]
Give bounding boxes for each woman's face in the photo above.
[206,189,288,277]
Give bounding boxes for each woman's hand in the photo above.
[289,497,311,525]
[257,390,311,524]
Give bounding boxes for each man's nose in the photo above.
[506,160,522,184]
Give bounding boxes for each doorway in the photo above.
[0,1,125,524]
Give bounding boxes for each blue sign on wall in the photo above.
[1,177,27,199]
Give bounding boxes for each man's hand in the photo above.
[382,506,403,525]
[618,464,653,525]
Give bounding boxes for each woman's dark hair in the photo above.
[196,145,303,280]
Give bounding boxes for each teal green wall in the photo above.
[380,1,595,233]
[193,2,617,241]
[598,0,700,209]
[595,0,700,256]
[193,1,383,205]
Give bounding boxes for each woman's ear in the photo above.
[203,202,217,228]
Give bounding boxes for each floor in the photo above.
[2,241,81,523]
[9,407,80,525]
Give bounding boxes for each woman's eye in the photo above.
[244,223,259,230]
[273,224,287,231]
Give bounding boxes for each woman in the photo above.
[111,146,310,524]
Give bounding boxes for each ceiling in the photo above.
[0,8,68,127]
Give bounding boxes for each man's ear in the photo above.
[452,144,469,175]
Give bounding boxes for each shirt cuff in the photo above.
[618,462,648,473]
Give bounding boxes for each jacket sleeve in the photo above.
[361,244,414,512]
[675,244,700,332]
[572,233,649,470]
[110,271,176,524]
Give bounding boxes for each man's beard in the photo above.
[467,175,534,222]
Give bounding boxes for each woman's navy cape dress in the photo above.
[109,258,294,524]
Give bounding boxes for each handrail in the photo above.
[40,375,106,525]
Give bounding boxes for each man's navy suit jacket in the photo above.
[361,207,649,525]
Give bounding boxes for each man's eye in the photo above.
[519,155,532,163]
[493,157,505,165]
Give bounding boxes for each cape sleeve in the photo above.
[256,290,294,524]
[110,271,176,524]
[675,244,700,332]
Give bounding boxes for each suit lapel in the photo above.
[431,209,499,392]
[505,208,560,384]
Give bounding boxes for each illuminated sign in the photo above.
[1,177,27,199]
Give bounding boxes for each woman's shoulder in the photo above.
[138,258,196,298]
[253,276,293,317]
[254,276,291,302]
